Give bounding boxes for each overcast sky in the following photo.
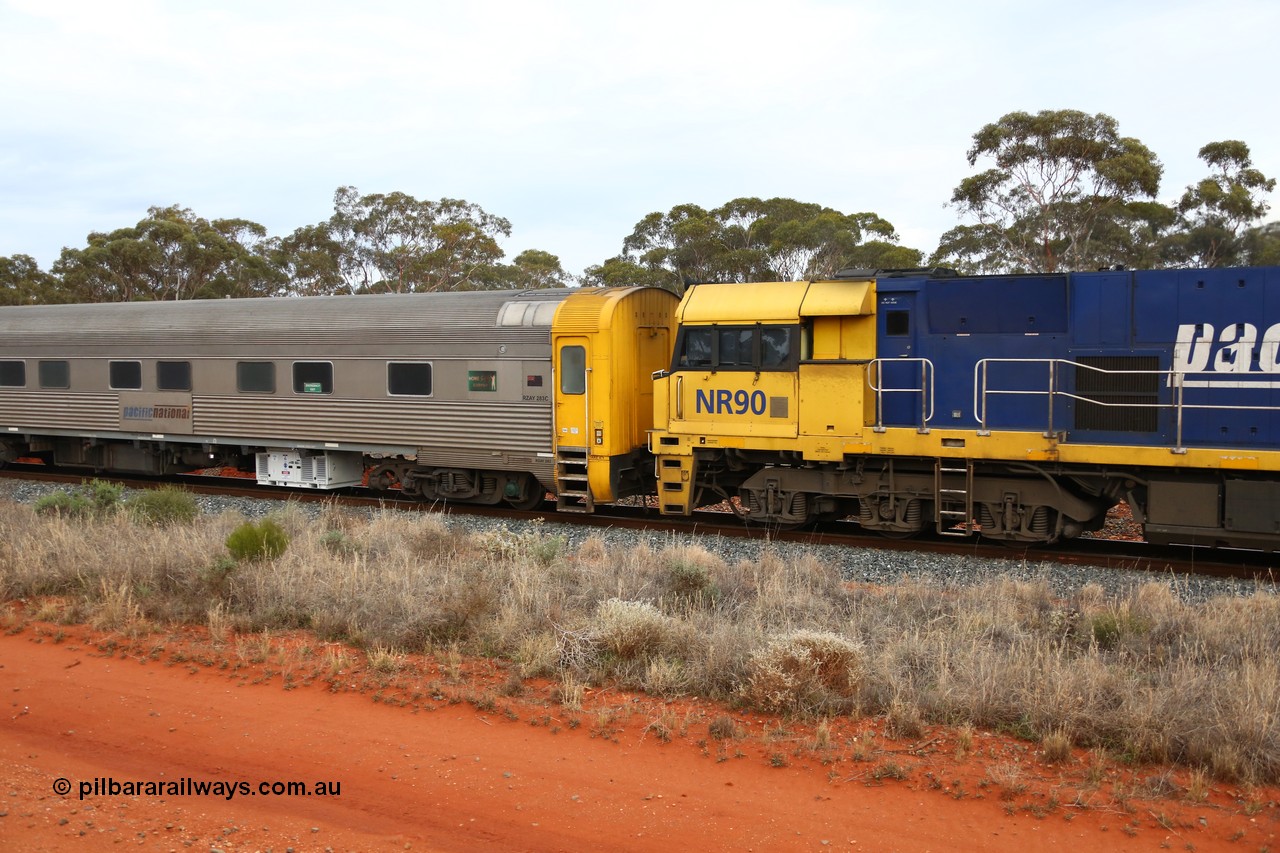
[2,0,1277,278]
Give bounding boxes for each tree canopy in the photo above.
[584,197,922,293]
[2,114,1277,303]
[1166,141,1277,267]
[51,206,284,302]
[934,111,1276,274]
[271,187,568,294]
[936,109,1164,273]
[0,254,60,305]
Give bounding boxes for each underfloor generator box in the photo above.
[255,450,364,489]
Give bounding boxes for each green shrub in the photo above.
[127,486,199,526]
[84,479,124,512]
[528,533,566,567]
[33,480,123,520]
[1089,608,1150,650]
[225,518,290,562]
[33,490,92,518]
[201,556,237,595]
[662,558,720,610]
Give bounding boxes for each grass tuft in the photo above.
[225,517,290,562]
[127,486,199,527]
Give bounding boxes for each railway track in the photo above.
[2,465,1276,582]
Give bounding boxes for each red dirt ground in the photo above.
[1,615,1277,852]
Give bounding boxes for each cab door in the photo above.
[875,291,926,428]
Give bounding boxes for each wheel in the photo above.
[506,489,547,510]
[504,476,548,510]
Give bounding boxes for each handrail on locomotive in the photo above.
[972,358,1280,453]
[862,355,1280,455]
[866,357,935,433]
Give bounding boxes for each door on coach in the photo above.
[555,338,591,447]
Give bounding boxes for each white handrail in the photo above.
[973,357,1280,452]
[868,358,935,432]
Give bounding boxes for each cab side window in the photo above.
[761,327,793,368]
[718,328,755,367]
[673,325,797,371]
[678,329,712,368]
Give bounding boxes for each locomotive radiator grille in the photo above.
[1073,356,1159,433]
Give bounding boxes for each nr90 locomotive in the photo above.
[649,266,1280,551]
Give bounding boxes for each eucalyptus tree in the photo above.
[1167,140,1276,267]
[464,248,571,290]
[52,206,281,302]
[270,223,349,296]
[603,197,921,292]
[326,187,512,292]
[1244,221,1280,266]
[579,256,672,289]
[0,254,60,305]
[939,109,1163,273]
[506,249,570,289]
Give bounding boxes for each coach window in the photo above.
[109,360,142,390]
[236,361,276,393]
[0,361,24,387]
[388,362,433,396]
[560,346,586,395]
[293,362,333,395]
[38,360,70,389]
[157,360,192,391]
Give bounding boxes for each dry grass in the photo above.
[2,497,1279,783]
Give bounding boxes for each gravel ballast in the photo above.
[1,477,1270,604]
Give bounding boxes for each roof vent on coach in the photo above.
[496,300,562,327]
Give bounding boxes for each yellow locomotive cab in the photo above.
[650,276,878,515]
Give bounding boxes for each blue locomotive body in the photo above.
[874,266,1280,453]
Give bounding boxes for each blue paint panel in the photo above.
[1125,267,1280,450]
[1070,271,1130,346]
[1132,267,1275,344]
[925,275,1068,334]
